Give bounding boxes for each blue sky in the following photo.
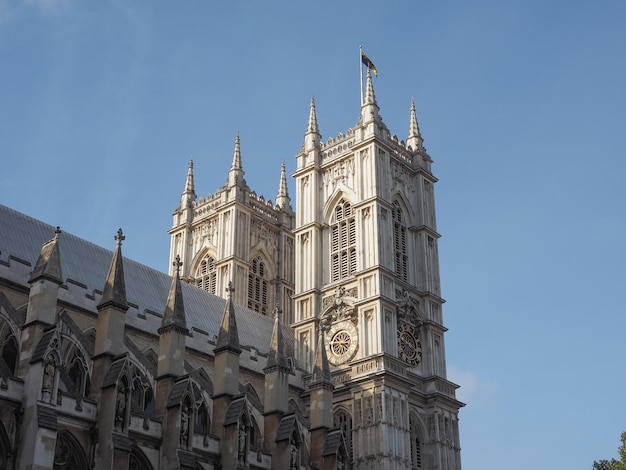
[1,1,625,468]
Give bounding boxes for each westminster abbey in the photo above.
[0,71,463,469]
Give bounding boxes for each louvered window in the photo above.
[331,199,357,282]
[195,256,217,294]
[393,201,408,282]
[248,256,268,315]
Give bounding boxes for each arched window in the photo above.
[53,430,89,470]
[66,348,89,397]
[249,415,261,450]
[196,255,217,294]
[248,257,268,315]
[194,402,209,436]
[129,446,153,470]
[334,409,353,466]
[131,368,155,417]
[0,420,11,470]
[331,199,356,282]
[1,335,17,375]
[393,200,408,282]
[409,414,423,469]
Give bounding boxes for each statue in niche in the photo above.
[238,424,247,463]
[337,450,346,470]
[290,441,298,469]
[42,357,56,392]
[180,404,190,446]
[115,384,127,428]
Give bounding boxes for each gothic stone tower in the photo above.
[292,72,463,469]
[168,135,296,321]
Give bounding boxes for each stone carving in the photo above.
[238,424,247,463]
[180,403,190,446]
[42,357,55,391]
[290,441,298,469]
[115,383,127,429]
[319,286,358,333]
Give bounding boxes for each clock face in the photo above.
[398,323,422,366]
[326,321,358,366]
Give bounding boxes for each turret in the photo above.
[157,256,189,381]
[309,327,335,467]
[156,256,190,468]
[212,282,242,436]
[24,227,63,328]
[227,132,245,188]
[275,162,292,211]
[263,306,291,450]
[407,97,424,152]
[304,96,321,152]
[94,229,129,358]
[180,158,196,222]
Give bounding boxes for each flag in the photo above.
[361,51,378,76]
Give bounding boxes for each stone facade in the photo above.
[0,71,462,469]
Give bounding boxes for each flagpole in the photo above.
[359,45,364,106]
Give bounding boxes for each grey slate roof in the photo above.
[31,327,56,364]
[223,396,246,426]
[275,413,297,442]
[0,204,293,356]
[322,428,344,456]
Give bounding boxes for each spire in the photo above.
[160,256,188,333]
[214,282,241,354]
[227,132,245,187]
[307,96,319,134]
[183,159,196,198]
[310,328,332,387]
[266,305,289,370]
[231,132,242,170]
[98,229,128,312]
[363,69,378,107]
[304,97,321,151]
[275,161,291,209]
[360,69,380,126]
[29,227,63,285]
[407,97,424,151]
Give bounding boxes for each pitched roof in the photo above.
[0,204,294,356]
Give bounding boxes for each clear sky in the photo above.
[1,1,625,468]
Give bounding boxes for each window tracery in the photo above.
[248,257,268,315]
[1,335,17,375]
[410,414,423,469]
[53,430,89,470]
[330,199,356,282]
[196,255,217,294]
[393,200,408,282]
[131,367,155,417]
[334,409,353,466]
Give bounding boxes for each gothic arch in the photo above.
[333,406,353,464]
[390,192,416,226]
[190,248,219,295]
[62,341,90,398]
[409,410,428,470]
[129,445,153,470]
[247,254,272,315]
[1,334,18,375]
[391,197,411,283]
[322,189,356,223]
[0,419,11,470]
[53,429,89,470]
